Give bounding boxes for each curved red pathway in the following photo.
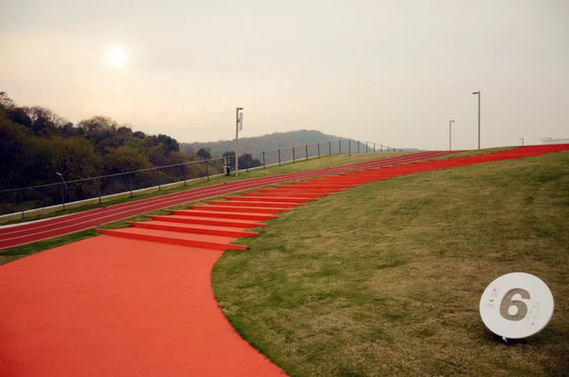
[0,237,285,376]
[1,144,568,377]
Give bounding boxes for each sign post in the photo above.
[235,108,243,176]
[479,272,554,342]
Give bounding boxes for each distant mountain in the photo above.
[181,130,379,156]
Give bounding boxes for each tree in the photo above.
[78,116,118,134]
[6,107,32,127]
[238,153,262,170]
[78,116,120,152]
[26,106,67,136]
[60,122,82,137]
[0,91,15,110]
[165,151,189,165]
[196,148,211,160]
[0,109,32,189]
[103,144,151,174]
[0,120,56,189]
[52,137,102,179]
[116,126,133,145]
[147,145,169,166]
[157,134,179,153]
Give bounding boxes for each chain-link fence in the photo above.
[0,140,399,217]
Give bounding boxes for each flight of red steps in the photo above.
[96,144,569,249]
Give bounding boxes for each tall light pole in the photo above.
[449,120,455,151]
[472,91,481,150]
[234,107,244,176]
[520,138,524,146]
[56,172,68,210]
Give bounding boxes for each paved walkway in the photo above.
[0,237,285,376]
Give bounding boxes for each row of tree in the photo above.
[0,92,192,192]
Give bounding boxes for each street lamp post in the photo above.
[472,91,481,150]
[520,138,524,146]
[235,107,244,176]
[56,172,68,210]
[449,120,455,151]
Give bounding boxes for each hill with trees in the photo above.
[182,130,416,160]
[181,130,349,156]
[0,92,191,193]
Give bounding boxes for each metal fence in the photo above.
[0,139,399,218]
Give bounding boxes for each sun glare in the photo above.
[109,48,128,67]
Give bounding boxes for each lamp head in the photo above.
[237,107,243,111]
[472,91,479,95]
[56,172,62,177]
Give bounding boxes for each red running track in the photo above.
[0,237,287,377]
[0,151,453,249]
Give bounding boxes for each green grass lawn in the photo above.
[212,150,569,377]
[427,146,513,160]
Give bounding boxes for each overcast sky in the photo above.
[1,0,568,150]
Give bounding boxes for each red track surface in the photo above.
[1,144,568,377]
[0,237,285,377]
[0,151,453,249]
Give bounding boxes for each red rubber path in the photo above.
[0,237,285,376]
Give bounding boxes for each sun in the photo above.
[108,48,128,67]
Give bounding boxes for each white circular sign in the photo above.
[479,272,554,339]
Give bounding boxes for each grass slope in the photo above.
[212,150,569,377]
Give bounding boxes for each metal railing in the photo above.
[0,139,399,218]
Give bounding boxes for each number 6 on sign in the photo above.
[500,288,530,321]
[480,273,554,340]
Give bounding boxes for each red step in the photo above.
[258,187,344,193]
[189,204,292,214]
[222,196,316,203]
[244,192,327,198]
[169,209,279,221]
[316,177,376,183]
[125,220,258,238]
[203,200,303,208]
[147,215,266,229]
[96,228,248,251]
[287,183,358,189]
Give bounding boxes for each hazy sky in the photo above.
[1,0,568,150]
